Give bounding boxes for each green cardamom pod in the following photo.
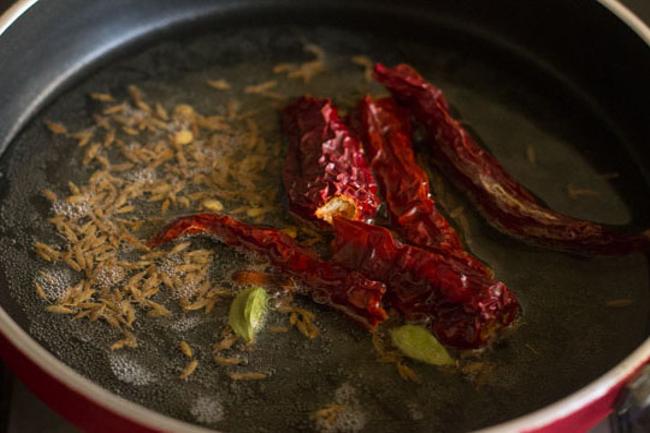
[390,325,454,366]
[228,287,268,342]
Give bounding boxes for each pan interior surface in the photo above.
[0,11,649,433]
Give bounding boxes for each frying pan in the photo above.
[0,1,649,432]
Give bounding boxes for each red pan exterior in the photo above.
[1,323,648,433]
[0,1,648,433]
[525,359,650,433]
[0,331,162,433]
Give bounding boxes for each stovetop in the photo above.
[1,372,76,433]
[0,1,647,432]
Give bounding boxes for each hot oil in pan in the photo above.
[0,25,648,433]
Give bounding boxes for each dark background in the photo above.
[0,1,647,432]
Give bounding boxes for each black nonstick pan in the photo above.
[0,1,648,433]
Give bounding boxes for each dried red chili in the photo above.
[374,63,650,255]
[282,96,380,225]
[356,96,461,249]
[231,269,295,292]
[148,213,388,328]
[356,95,491,276]
[331,216,520,349]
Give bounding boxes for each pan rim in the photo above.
[0,306,220,433]
[0,0,36,35]
[0,0,648,432]
[598,0,650,45]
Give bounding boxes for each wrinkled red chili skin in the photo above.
[357,96,461,250]
[356,96,492,276]
[282,96,380,225]
[148,213,388,328]
[374,63,650,255]
[331,217,520,349]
